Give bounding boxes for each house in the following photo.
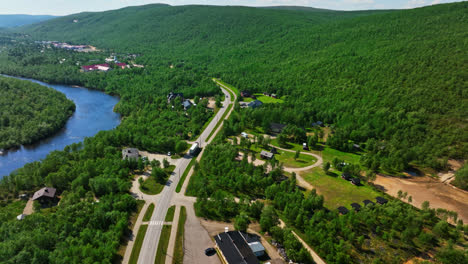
[363,199,375,206]
[351,203,362,212]
[270,123,286,134]
[241,91,252,98]
[338,206,349,215]
[167,92,184,103]
[81,64,110,72]
[182,100,192,110]
[115,62,129,69]
[376,197,388,205]
[312,121,324,127]
[351,178,361,186]
[270,147,278,154]
[248,242,265,257]
[271,93,277,98]
[241,132,248,138]
[341,172,352,181]
[247,100,263,109]
[32,187,57,203]
[122,148,139,160]
[260,150,274,160]
[214,231,260,264]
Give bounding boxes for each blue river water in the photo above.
[0,76,121,178]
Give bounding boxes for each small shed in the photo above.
[351,203,362,212]
[32,187,56,203]
[337,206,349,215]
[363,199,375,206]
[376,197,388,205]
[248,241,265,257]
[260,150,274,160]
[302,143,309,150]
[122,148,139,160]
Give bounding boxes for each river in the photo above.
[0,76,121,178]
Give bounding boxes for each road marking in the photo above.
[149,221,163,226]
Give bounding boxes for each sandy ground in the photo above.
[139,151,178,166]
[374,174,468,223]
[22,199,34,215]
[200,219,286,264]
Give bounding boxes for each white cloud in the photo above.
[404,0,426,8]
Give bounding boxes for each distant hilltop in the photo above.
[0,14,57,28]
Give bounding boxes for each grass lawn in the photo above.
[213,78,238,97]
[269,139,361,165]
[253,93,284,103]
[172,206,187,264]
[303,167,380,209]
[143,203,155,222]
[140,165,176,195]
[140,176,165,195]
[155,225,172,264]
[129,224,148,264]
[165,205,176,222]
[176,157,196,193]
[250,145,317,168]
[274,149,317,168]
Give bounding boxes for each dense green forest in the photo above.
[188,139,467,263]
[2,2,465,171]
[0,2,466,263]
[0,76,75,149]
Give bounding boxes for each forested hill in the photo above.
[12,2,468,169]
[0,15,56,28]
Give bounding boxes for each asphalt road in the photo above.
[137,86,232,264]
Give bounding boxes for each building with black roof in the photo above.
[337,206,349,215]
[351,203,362,212]
[351,178,361,186]
[363,199,375,206]
[341,172,351,181]
[214,231,260,264]
[376,196,388,205]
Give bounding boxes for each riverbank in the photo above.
[0,76,120,178]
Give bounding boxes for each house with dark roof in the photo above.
[270,123,286,134]
[338,206,349,215]
[167,92,184,103]
[376,197,388,205]
[248,100,263,109]
[182,99,192,110]
[351,203,362,212]
[122,148,139,160]
[363,199,375,206]
[32,187,57,203]
[351,178,361,186]
[260,150,274,160]
[214,231,260,264]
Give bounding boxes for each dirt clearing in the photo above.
[374,174,468,222]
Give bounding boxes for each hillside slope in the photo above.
[9,2,468,169]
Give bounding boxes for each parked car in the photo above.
[205,247,216,256]
[167,152,171,156]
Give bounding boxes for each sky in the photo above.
[0,0,464,15]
